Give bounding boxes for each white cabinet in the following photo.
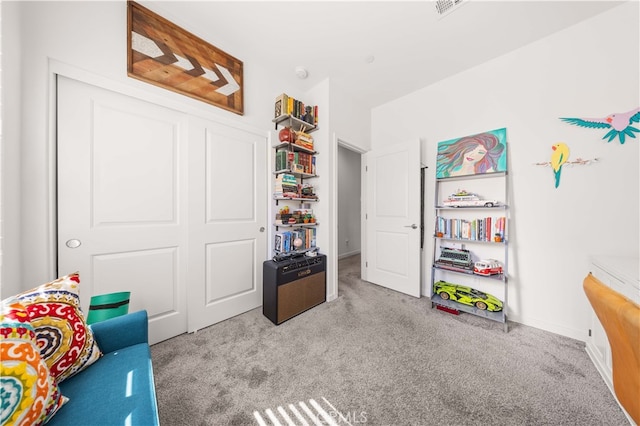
[586,256,639,425]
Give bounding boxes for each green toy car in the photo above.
[433,281,503,312]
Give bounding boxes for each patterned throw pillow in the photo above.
[12,272,102,382]
[1,301,67,426]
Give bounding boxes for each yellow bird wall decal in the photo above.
[551,143,570,188]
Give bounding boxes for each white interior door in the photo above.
[186,118,267,332]
[57,76,189,343]
[365,140,421,297]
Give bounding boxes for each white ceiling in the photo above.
[141,1,625,109]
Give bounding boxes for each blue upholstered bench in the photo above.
[48,310,160,425]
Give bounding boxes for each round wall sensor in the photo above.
[295,66,309,79]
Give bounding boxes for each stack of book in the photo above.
[274,228,317,253]
[435,216,506,241]
[274,93,318,126]
[294,131,314,150]
[274,174,298,198]
[293,151,315,175]
[275,151,316,175]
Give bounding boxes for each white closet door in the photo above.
[57,76,268,343]
[57,76,189,343]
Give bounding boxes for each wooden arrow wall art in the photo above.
[127,1,243,115]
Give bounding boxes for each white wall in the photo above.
[330,80,371,153]
[298,79,335,300]
[371,1,639,340]
[1,2,23,297]
[338,145,362,258]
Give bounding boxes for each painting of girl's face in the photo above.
[463,144,487,164]
[436,128,507,178]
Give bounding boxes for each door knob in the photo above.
[404,224,418,229]
[259,227,265,232]
[66,239,82,248]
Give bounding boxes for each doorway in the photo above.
[335,138,422,299]
[337,143,362,260]
[336,140,365,301]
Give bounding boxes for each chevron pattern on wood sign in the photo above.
[127,1,243,115]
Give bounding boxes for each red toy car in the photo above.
[473,259,503,276]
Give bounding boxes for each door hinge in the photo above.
[365,213,368,220]
[365,166,368,172]
[366,261,368,267]
[588,329,592,337]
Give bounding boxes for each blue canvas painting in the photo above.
[436,128,508,178]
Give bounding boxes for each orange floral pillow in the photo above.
[1,301,67,425]
[12,272,102,382]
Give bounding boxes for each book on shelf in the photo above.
[274,174,297,187]
[295,140,314,151]
[274,93,289,119]
[296,131,313,143]
[275,150,288,171]
[295,100,302,118]
[282,232,291,252]
[309,227,316,248]
[274,233,283,252]
[435,215,506,241]
[295,151,314,174]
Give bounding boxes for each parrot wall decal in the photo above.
[559,107,640,144]
[551,143,570,188]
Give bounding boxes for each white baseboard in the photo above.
[509,313,587,342]
[338,250,361,260]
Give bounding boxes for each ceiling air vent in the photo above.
[435,0,467,19]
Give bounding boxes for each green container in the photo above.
[86,291,131,325]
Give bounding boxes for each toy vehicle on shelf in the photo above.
[442,190,500,208]
[433,281,503,311]
[435,247,473,271]
[473,259,503,276]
